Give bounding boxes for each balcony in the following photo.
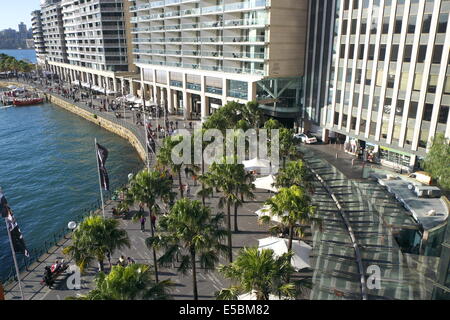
[135,59,265,76]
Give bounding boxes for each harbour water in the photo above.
[0,100,143,280]
[0,49,37,64]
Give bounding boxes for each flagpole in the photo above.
[94,138,106,218]
[142,92,151,170]
[4,218,24,300]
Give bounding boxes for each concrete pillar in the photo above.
[183,92,191,120]
[201,95,208,123]
[173,90,179,113]
[167,88,174,114]
[248,81,257,101]
[113,77,118,93]
[222,77,228,106]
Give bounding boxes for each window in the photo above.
[382,17,390,33]
[428,75,438,93]
[407,15,416,33]
[437,13,448,33]
[391,45,399,62]
[394,17,402,33]
[422,14,432,33]
[432,45,443,64]
[408,102,418,119]
[422,104,433,121]
[417,45,427,63]
[438,106,449,124]
[379,44,387,60]
[403,45,413,62]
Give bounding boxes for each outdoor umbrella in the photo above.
[243,158,271,171]
[255,205,285,223]
[257,237,312,271]
[238,290,289,300]
[254,175,278,192]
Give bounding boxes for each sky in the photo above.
[0,0,40,31]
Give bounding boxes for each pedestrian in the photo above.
[175,121,178,129]
[127,257,135,265]
[185,184,190,197]
[192,174,197,186]
[140,216,146,232]
[150,213,157,231]
[139,202,144,213]
[189,122,192,129]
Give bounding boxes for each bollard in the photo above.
[336,153,338,159]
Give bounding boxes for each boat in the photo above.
[13,98,44,107]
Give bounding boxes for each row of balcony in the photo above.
[133,35,267,44]
[130,0,268,20]
[167,80,240,97]
[133,48,266,60]
[135,58,265,76]
[131,18,267,33]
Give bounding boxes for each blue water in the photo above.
[0,49,37,64]
[0,101,143,280]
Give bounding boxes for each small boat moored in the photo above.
[13,98,45,107]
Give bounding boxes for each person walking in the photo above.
[150,213,157,232]
[185,184,190,197]
[140,216,146,232]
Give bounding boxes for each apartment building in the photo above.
[130,0,308,122]
[41,0,68,64]
[34,0,135,95]
[304,0,450,172]
[31,10,47,64]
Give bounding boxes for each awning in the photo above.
[255,204,285,223]
[243,158,271,171]
[254,175,278,192]
[258,237,312,271]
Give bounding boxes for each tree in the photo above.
[205,157,251,261]
[128,168,175,282]
[63,215,130,273]
[261,186,318,254]
[279,128,298,168]
[424,133,450,190]
[216,247,299,300]
[275,160,314,193]
[68,264,173,300]
[146,198,228,300]
[157,136,186,198]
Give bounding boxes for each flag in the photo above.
[5,210,29,257]
[96,143,110,191]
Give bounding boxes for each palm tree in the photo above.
[280,128,299,167]
[67,264,173,300]
[63,215,130,272]
[128,168,175,282]
[216,247,298,300]
[261,185,318,253]
[146,198,228,300]
[157,136,185,197]
[205,158,244,261]
[275,160,314,193]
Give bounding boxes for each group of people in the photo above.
[139,213,157,232]
[117,255,135,267]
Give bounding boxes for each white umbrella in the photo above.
[7,85,17,89]
[258,237,312,271]
[243,158,271,171]
[255,205,285,223]
[238,290,288,300]
[254,175,278,192]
